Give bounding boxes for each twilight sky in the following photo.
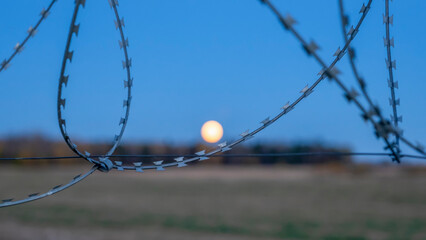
[0,0,425,160]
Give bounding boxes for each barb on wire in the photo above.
[0,0,58,73]
[57,0,133,171]
[104,0,373,172]
[384,0,401,155]
[0,165,98,208]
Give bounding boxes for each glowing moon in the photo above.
[201,120,223,143]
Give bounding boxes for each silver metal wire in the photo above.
[384,0,401,155]
[57,0,133,171]
[337,0,401,161]
[1,0,133,207]
[1,152,426,161]
[0,0,58,73]
[337,0,425,158]
[0,165,97,208]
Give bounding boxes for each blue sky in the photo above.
[0,0,425,159]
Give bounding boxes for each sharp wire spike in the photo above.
[153,161,165,171]
[281,101,291,111]
[261,117,271,125]
[133,162,144,172]
[195,150,206,156]
[72,24,80,36]
[175,157,187,167]
[281,14,297,29]
[304,41,320,55]
[240,130,250,137]
[109,0,119,8]
[300,85,309,93]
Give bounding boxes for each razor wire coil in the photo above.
[57,0,133,171]
[0,0,425,208]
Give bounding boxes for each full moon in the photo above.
[201,120,223,143]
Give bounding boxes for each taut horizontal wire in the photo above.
[1,152,425,161]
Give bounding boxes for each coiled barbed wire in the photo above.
[105,0,375,172]
[337,0,425,158]
[57,0,133,171]
[337,0,402,161]
[260,0,404,163]
[1,0,132,207]
[1,0,426,208]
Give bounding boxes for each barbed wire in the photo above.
[337,0,425,158]
[57,0,133,171]
[0,0,58,73]
[384,0,401,155]
[261,0,405,162]
[0,165,97,208]
[337,0,402,161]
[1,0,425,208]
[1,0,132,208]
[268,0,426,162]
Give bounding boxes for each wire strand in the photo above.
[1,152,425,161]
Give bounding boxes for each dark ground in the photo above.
[1,164,426,240]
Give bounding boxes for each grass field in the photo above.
[1,164,426,240]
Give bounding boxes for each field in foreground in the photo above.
[1,164,426,240]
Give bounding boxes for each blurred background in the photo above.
[1,0,426,239]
